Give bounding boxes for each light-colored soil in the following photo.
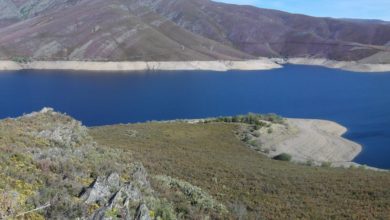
[247,118,362,165]
[0,59,281,72]
[285,58,390,72]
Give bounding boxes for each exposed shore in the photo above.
[242,118,363,167]
[281,58,390,73]
[0,59,281,72]
[1,58,390,72]
[280,119,362,165]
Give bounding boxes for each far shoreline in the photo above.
[0,59,281,72]
[0,58,390,73]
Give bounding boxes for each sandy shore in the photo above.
[283,58,390,73]
[275,119,362,163]
[236,118,364,167]
[0,59,281,72]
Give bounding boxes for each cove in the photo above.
[0,65,389,169]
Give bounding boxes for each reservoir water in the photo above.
[0,65,389,169]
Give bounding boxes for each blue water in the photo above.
[0,65,389,169]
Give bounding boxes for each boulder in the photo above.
[81,168,153,220]
[81,173,120,204]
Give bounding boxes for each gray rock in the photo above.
[135,204,151,220]
[80,161,157,220]
[83,169,154,220]
[107,183,141,210]
[81,173,120,204]
[131,163,150,189]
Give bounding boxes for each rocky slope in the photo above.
[0,0,389,63]
[0,108,226,219]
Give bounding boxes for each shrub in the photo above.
[230,201,247,220]
[321,162,332,168]
[12,56,32,63]
[249,140,257,147]
[306,160,315,166]
[154,199,176,220]
[273,153,292,162]
[209,113,284,127]
[252,131,260,137]
[242,134,251,143]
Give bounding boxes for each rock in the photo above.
[131,163,150,189]
[122,183,142,202]
[18,107,93,148]
[107,173,120,189]
[81,173,120,204]
[108,183,142,209]
[82,168,154,220]
[135,204,151,220]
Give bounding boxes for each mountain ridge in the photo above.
[0,0,389,63]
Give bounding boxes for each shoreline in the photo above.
[0,59,281,72]
[282,119,363,167]
[0,58,389,72]
[279,58,390,73]
[158,117,363,166]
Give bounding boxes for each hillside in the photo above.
[91,120,390,219]
[1,109,389,219]
[0,108,228,219]
[0,0,389,63]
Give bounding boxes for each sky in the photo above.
[214,0,390,21]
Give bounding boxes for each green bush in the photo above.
[12,56,32,63]
[273,153,292,162]
[209,113,284,127]
[321,162,332,168]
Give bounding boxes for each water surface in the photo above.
[0,65,389,168]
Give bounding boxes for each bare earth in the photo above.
[1,58,390,72]
[0,59,281,72]
[285,58,390,73]
[246,118,363,167]
[279,119,361,163]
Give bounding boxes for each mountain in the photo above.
[0,0,389,62]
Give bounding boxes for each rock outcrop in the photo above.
[17,107,93,148]
[80,164,153,220]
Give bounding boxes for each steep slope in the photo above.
[0,0,253,61]
[0,108,227,219]
[0,0,389,62]
[146,0,390,62]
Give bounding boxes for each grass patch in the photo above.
[91,122,390,219]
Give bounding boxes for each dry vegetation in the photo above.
[0,109,228,219]
[91,122,390,220]
[1,109,389,219]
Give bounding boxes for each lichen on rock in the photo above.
[80,164,155,220]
